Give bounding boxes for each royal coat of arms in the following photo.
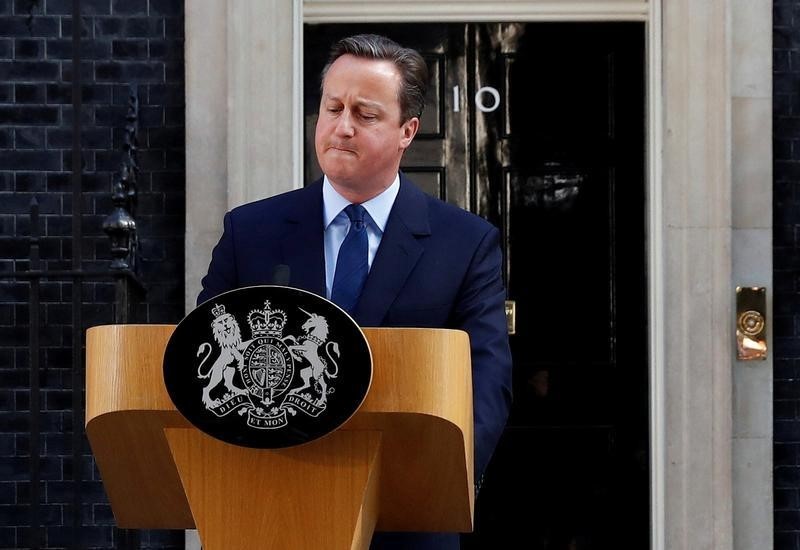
[163,285,372,449]
[196,300,342,429]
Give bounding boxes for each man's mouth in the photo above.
[329,144,356,154]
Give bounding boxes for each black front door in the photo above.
[304,22,648,549]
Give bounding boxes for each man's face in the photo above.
[315,54,419,196]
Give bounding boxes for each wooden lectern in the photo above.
[86,325,474,549]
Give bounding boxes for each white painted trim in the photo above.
[226,0,245,209]
[304,1,648,22]
[646,1,664,549]
[293,0,304,190]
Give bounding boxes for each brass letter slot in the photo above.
[736,286,767,361]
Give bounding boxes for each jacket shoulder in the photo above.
[228,186,307,221]
[423,192,496,239]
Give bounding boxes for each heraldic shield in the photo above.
[163,286,373,448]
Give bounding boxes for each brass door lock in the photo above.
[736,287,767,361]
[505,300,516,335]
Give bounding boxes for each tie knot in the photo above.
[344,204,366,231]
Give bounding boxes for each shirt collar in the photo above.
[322,174,400,232]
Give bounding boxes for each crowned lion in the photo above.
[197,309,246,408]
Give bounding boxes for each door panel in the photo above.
[304,22,648,549]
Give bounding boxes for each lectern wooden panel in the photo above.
[85,325,193,528]
[86,325,474,549]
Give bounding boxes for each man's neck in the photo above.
[328,176,397,204]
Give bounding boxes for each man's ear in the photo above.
[399,117,420,150]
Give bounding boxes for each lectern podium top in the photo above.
[86,324,474,540]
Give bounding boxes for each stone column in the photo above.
[730,0,773,548]
[185,0,297,309]
[662,0,734,547]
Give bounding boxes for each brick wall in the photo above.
[0,1,185,548]
[775,1,800,548]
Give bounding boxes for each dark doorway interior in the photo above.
[304,22,648,549]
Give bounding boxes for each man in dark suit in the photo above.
[198,34,512,550]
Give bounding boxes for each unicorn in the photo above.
[285,309,340,404]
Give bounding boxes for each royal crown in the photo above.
[211,303,226,318]
[247,300,287,338]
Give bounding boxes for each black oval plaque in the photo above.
[163,286,372,448]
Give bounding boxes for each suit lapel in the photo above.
[279,180,326,296]
[353,175,431,326]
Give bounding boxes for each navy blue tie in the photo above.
[331,204,369,314]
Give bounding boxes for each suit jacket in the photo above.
[198,174,513,549]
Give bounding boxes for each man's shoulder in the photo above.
[228,182,321,223]
[414,185,496,239]
[427,194,491,225]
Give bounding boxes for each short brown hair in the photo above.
[321,34,428,123]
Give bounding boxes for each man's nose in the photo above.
[334,110,355,137]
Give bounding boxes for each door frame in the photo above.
[186,1,772,548]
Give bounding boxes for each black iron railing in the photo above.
[0,86,145,549]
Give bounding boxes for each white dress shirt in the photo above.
[322,174,400,299]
